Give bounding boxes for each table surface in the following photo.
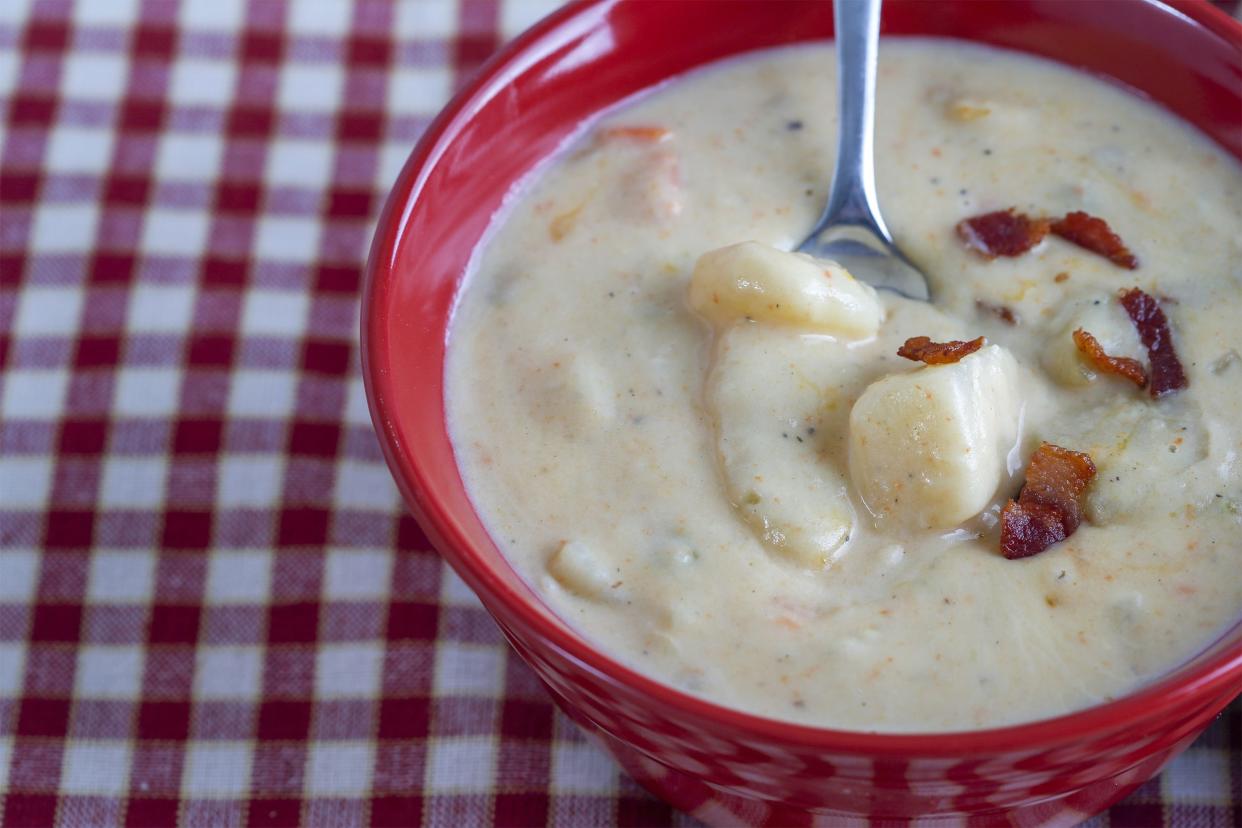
[1,1,1239,825]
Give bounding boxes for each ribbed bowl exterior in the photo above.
[362,1,1242,821]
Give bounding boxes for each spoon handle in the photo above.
[824,0,892,239]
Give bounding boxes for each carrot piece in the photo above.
[598,125,672,143]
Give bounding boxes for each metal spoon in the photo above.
[797,0,930,301]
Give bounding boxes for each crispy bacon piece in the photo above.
[976,300,1018,325]
[956,209,1050,259]
[1050,211,1138,269]
[897,335,985,365]
[1072,328,1147,389]
[1118,288,1188,397]
[1001,443,1097,559]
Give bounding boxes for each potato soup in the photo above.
[444,40,1242,731]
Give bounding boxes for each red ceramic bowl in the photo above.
[363,1,1242,822]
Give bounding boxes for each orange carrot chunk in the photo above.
[598,125,671,143]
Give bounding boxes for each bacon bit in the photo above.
[1072,328,1147,389]
[897,335,985,365]
[976,300,1018,325]
[1050,211,1138,269]
[956,209,1050,259]
[1118,288,1188,398]
[598,125,671,143]
[1054,271,1070,283]
[1001,443,1097,559]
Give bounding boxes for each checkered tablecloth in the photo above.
[0,1,1239,826]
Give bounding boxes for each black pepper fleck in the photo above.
[786,119,804,131]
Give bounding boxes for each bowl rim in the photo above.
[363,0,1242,755]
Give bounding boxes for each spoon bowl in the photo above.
[798,0,930,300]
[798,224,929,301]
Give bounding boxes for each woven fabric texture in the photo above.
[0,1,1238,825]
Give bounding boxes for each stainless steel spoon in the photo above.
[797,0,930,300]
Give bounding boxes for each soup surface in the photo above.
[445,39,1242,731]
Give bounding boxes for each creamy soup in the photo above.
[445,40,1242,731]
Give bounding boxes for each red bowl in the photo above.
[363,0,1242,822]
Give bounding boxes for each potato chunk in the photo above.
[707,325,859,568]
[528,354,616,440]
[849,345,1023,530]
[1042,399,1208,524]
[546,540,613,599]
[1042,296,1144,387]
[689,241,881,338]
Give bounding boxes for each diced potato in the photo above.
[616,147,683,223]
[707,325,859,568]
[653,536,698,567]
[529,355,615,439]
[1043,400,1208,523]
[1042,297,1144,387]
[929,86,1034,130]
[547,540,613,599]
[849,345,1023,530]
[689,241,881,338]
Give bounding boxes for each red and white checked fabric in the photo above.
[0,1,1238,826]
